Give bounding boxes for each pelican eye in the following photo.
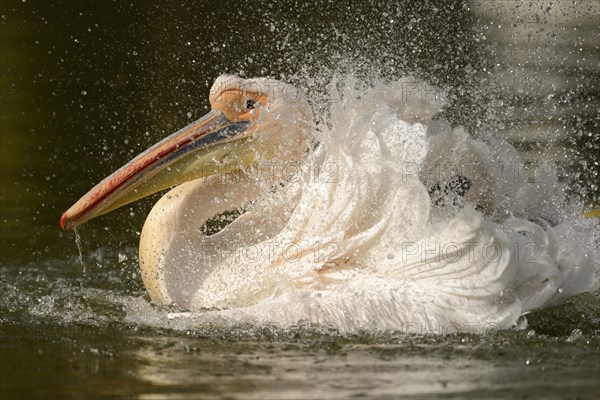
[245,99,255,109]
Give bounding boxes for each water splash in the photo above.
[74,228,87,279]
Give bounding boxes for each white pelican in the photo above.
[61,75,596,333]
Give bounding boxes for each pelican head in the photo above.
[60,75,313,231]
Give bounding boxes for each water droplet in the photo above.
[74,229,87,279]
[566,329,583,343]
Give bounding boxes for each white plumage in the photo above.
[138,76,597,333]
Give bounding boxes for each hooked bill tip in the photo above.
[60,212,71,230]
